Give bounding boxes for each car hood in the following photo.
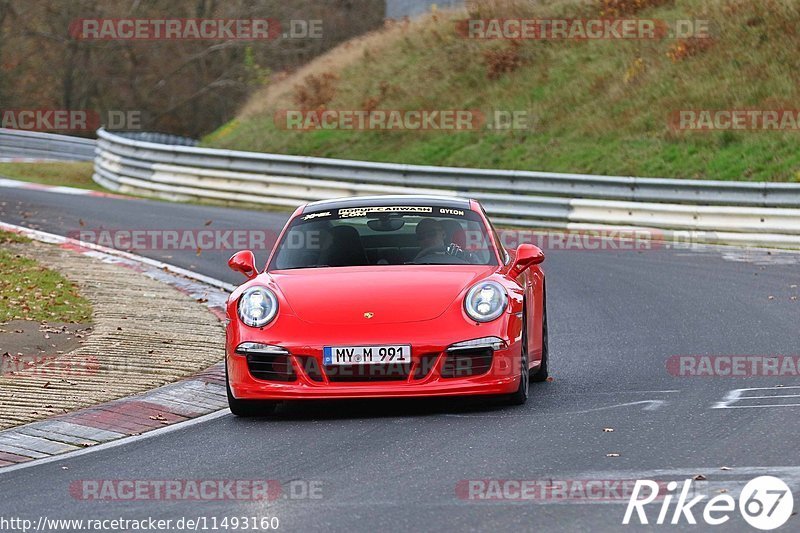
[270,266,495,325]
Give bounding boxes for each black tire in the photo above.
[531,287,549,383]
[505,307,530,406]
[226,362,278,417]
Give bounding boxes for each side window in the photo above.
[493,225,510,264]
[478,205,509,264]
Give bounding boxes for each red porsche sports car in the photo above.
[225,195,548,416]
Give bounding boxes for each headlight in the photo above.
[237,286,278,327]
[464,281,507,322]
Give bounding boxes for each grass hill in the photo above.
[203,0,800,182]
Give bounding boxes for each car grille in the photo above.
[246,352,296,382]
[440,347,493,378]
[259,350,479,383]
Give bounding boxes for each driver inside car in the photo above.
[414,218,447,259]
[413,217,473,263]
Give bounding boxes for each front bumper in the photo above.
[227,316,524,400]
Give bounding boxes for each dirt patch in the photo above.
[1,320,93,376]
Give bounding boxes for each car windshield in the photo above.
[269,205,498,270]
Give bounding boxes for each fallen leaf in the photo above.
[204,220,213,226]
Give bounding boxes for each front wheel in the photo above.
[226,362,279,417]
[505,308,530,406]
[531,288,549,383]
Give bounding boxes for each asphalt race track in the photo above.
[1,186,799,532]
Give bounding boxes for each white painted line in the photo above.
[712,386,800,409]
[443,400,668,418]
[737,394,800,400]
[586,390,681,395]
[739,386,800,392]
[0,158,63,163]
[0,409,231,475]
[0,177,93,193]
[713,404,800,409]
[564,400,666,414]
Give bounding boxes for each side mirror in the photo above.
[509,244,544,274]
[228,250,258,279]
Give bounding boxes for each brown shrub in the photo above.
[292,72,339,110]
[597,0,673,17]
[483,42,523,80]
[361,81,394,112]
[666,38,714,62]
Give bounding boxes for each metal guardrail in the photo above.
[0,128,96,161]
[94,128,800,248]
[113,131,198,147]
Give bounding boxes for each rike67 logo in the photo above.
[623,476,794,530]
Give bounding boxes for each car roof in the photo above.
[301,195,472,214]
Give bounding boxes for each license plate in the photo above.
[323,345,411,365]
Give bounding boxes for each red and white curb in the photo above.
[0,222,235,471]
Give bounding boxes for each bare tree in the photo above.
[0,0,384,136]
